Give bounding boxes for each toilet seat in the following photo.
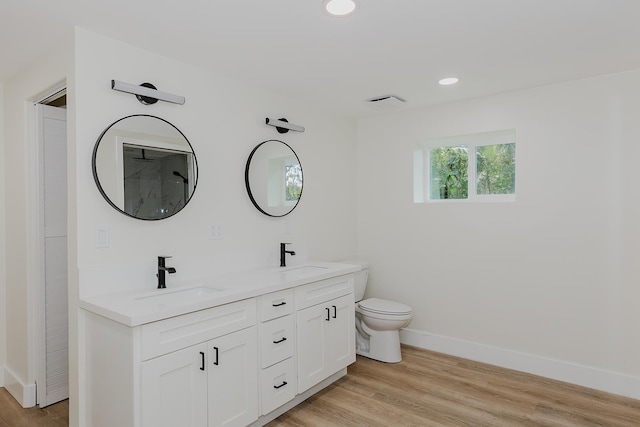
[358,298,412,316]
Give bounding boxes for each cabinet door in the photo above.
[296,303,331,393]
[141,343,208,427]
[327,294,356,372]
[208,326,259,427]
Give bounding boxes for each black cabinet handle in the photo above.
[274,381,288,389]
[272,301,286,307]
[325,307,330,321]
[213,346,219,366]
[273,337,287,344]
[199,352,205,371]
[332,305,337,319]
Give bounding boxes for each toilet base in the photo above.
[355,329,403,363]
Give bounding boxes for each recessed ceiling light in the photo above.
[439,77,459,86]
[323,0,359,17]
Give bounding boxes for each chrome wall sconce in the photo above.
[265,118,305,134]
[111,80,185,105]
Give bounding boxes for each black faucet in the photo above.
[280,243,296,267]
[157,256,176,289]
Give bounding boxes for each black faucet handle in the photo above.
[157,256,175,289]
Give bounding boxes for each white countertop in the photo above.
[79,262,360,327]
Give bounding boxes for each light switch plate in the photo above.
[210,224,224,240]
[96,226,109,248]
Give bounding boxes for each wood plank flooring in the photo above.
[2,345,639,426]
[0,388,68,427]
[269,345,640,426]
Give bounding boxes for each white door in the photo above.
[36,104,69,407]
[208,327,259,427]
[141,343,208,427]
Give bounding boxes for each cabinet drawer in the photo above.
[258,289,294,322]
[295,274,354,310]
[259,315,295,368]
[141,298,256,361]
[260,357,296,416]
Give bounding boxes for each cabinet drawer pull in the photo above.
[332,305,337,319]
[213,346,219,366]
[272,301,286,307]
[274,381,288,389]
[325,307,331,321]
[199,351,205,371]
[273,337,287,344]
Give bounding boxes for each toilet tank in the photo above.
[348,260,369,302]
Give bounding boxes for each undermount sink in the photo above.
[279,265,329,274]
[135,286,222,303]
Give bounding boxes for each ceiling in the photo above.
[2,0,640,118]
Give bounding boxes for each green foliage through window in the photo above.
[429,146,468,199]
[285,164,302,201]
[476,143,515,195]
[415,129,516,202]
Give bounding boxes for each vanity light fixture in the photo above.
[111,80,186,105]
[439,77,459,86]
[323,0,359,17]
[265,118,305,134]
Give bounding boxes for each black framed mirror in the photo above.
[245,140,303,217]
[92,115,198,220]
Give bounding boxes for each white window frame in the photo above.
[414,129,516,203]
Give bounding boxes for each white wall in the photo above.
[2,39,70,402]
[73,27,358,424]
[74,28,358,298]
[357,69,640,397]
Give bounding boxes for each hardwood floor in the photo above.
[270,345,640,427]
[2,346,639,426]
[0,388,68,427]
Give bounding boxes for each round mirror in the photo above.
[92,115,198,220]
[245,140,303,217]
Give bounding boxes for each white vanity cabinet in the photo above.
[84,298,258,427]
[141,327,258,427]
[81,264,359,427]
[257,290,296,415]
[295,275,356,393]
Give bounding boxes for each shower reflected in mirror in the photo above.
[92,115,198,220]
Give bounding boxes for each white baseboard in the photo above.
[3,366,37,407]
[400,328,640,400]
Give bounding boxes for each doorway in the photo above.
[35,89,68,407]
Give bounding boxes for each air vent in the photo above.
[366,95,406,110]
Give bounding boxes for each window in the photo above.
[414,129,516,202]
[429,145,469,200]
[285,164,303,202]
[475,143,516,195]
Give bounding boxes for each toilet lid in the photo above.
[358,298,412,315]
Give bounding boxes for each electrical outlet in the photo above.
[210,224,224,240]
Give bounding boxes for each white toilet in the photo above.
[352,261,412,363]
